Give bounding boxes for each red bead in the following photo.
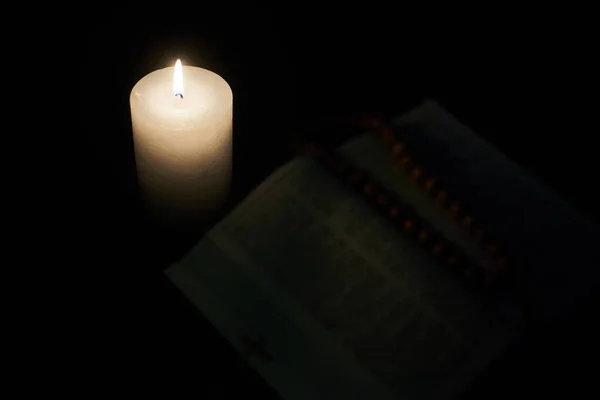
[376,194,388,206]
[381,126,395,144]
[417,229,429,243]
[432,242,444,255]
[305,143,318,155]
[436,190,448,205]
[389,206,400,219]
[403,219,414,231]
[391,141,404,155]
[398,155,412,168]
[493,257,507,271]
[362,116,382,130]
[449,201,461,216]
[363,183,374,196]
[473,228,486,242]
[462,216,473,229]
[410,166,423,182]
[486,242,499,254]
[423,177,435,192]
[447,254,458,266]
[348,172,362,184]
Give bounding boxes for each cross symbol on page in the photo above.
[242,333,273,363]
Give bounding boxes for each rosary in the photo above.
[294,116,512,292]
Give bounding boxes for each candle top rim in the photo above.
[130,65,232,98]
[130,65,232,133]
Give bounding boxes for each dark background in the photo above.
[81,3,598,397]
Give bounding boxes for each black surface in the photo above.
[80,4,598,397]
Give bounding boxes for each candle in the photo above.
[130,59,233,224]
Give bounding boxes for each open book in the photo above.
[166,101,599,400]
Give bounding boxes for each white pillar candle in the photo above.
[130,60,233,223]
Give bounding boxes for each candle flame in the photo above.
[173,59,184,98]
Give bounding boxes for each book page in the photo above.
[168,157,517,400]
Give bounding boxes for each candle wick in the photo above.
[175,93,184,99]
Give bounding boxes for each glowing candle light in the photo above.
[130,59,233,224]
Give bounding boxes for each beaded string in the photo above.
[291,115,512,288]
[358,117,510,284]
[296,141,492,290]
